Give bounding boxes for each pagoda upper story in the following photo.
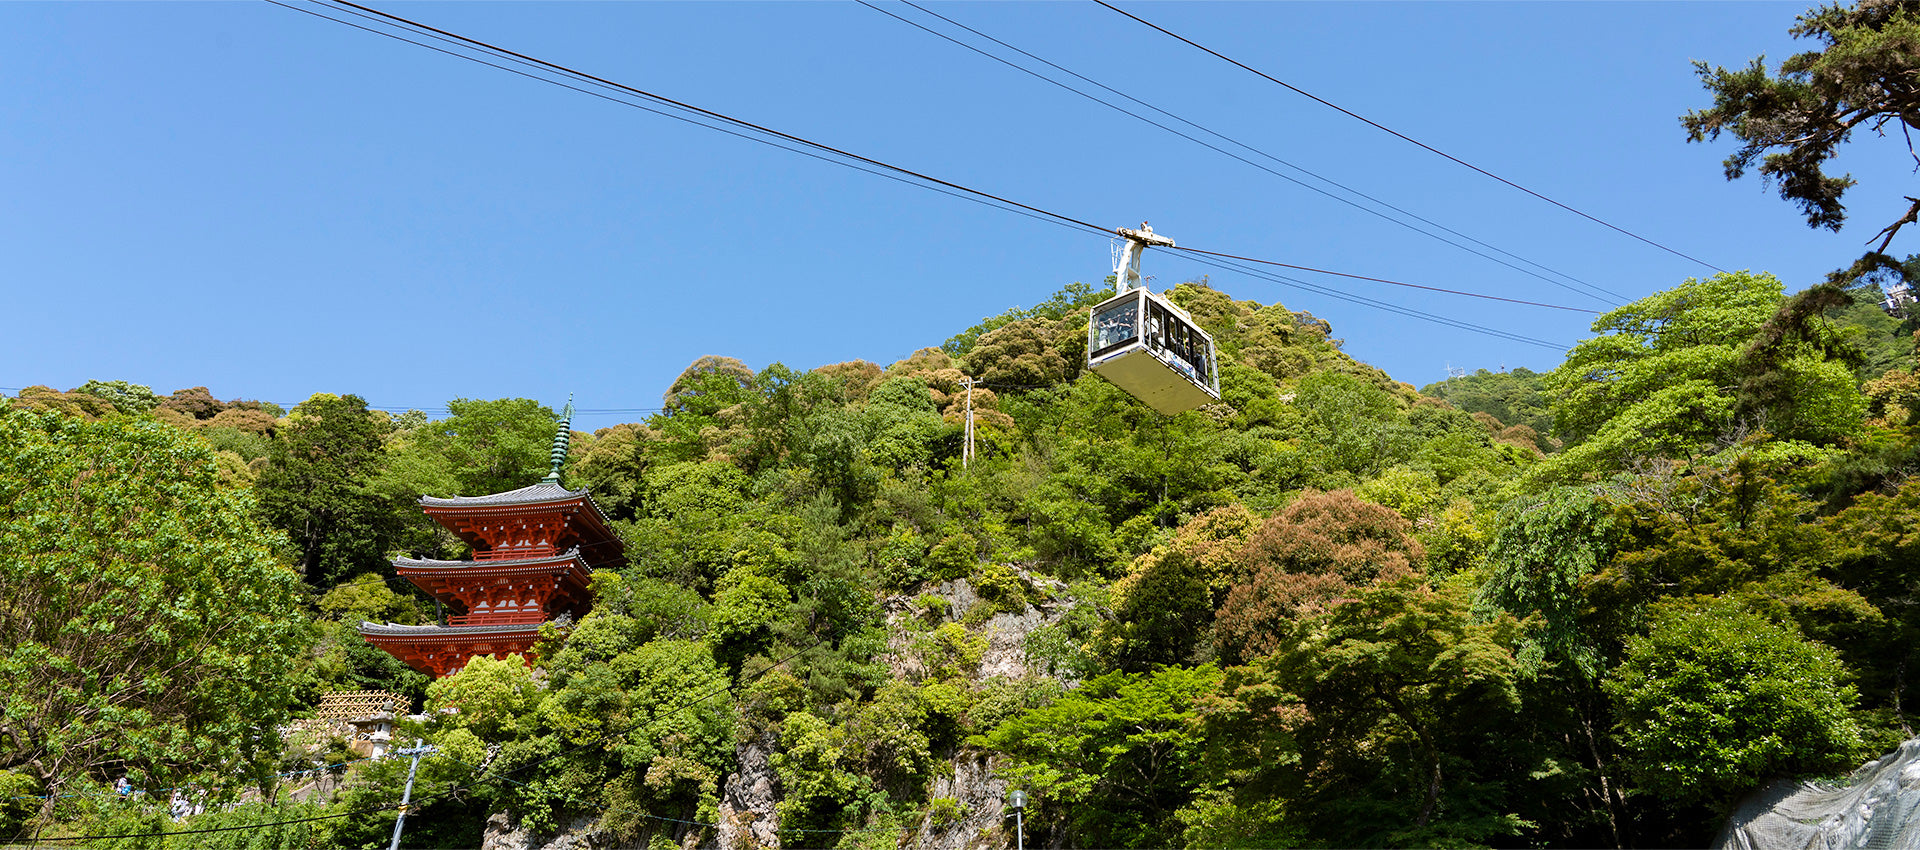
[361,402,622,677]
[418,481,624,569]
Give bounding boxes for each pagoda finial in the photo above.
[541,395,575,485]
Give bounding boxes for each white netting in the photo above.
[1718,737,1920,850]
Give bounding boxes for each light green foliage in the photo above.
[964,315,1078,388]
[0,409,307,806]
[618,460,755,590]
[510,637,734,832]
[966,561,1030,620]
[1023,582,1111,681]
[1288,371,1419,485]
[568,422,655,521]
[1538,272,1863,484]
[980,665,1222,849]
[862,375,947,472]
[708,567,791,665]
[1419,368,1554,437]
[770,711,871,838]
[943,280,1107,357]
[911,622,987,682]
[415,397,560,497]
[427,654,544,741]
[1204,579,1531,847]
[1552,272,1779,446]
[318,578,424,625]
[73,379,162,415]
[1605,599,1863,807]
[1101,505,1260,671]
[1829,284,1919,377]
[85,800,351,850]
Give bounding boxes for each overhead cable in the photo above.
[269,0,1597,349]
[1093,0,1729,275]
[866,0,1622,306]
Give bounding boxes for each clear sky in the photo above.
[4,1,1905,430]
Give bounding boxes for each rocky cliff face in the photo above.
[484,572,1075,850]
[717,730,780,850]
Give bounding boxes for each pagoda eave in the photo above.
[358,622,547,679]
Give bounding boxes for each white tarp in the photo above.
[1718,738,1920,850]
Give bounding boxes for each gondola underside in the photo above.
[1089,346,1217,415]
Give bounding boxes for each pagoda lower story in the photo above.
[359,406,625,678]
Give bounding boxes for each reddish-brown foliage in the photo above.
[1214,489,1425,663]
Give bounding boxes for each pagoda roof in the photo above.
[418,482,618,544]
[357,621,546,637]
[393,549,588,572]
[420,481,590,509]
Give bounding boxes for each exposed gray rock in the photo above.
[717,731,780,850]
[480,811,615,850]
[903,755,1011,850]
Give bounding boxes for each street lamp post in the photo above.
[1007,789,1026,850]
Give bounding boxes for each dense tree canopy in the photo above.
[0,409,306,818]
[7,257,1916,849]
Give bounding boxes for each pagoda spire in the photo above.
[540,396,575,485]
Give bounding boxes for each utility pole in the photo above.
[961,376,977,469]
[387,738,436,850]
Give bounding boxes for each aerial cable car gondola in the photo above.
[1086,224,1221,414]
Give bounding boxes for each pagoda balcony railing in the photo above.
[473,544,560,560]
[446,608,545,627]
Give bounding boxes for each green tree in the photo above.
[980,665,1221,849]
[1538,271,1863,483]
[72,380,162,415]
[426,654,545,741]
[1604,598,1864,808]
[1475,486,1619,677]
[0,408,307,817]
[1683,1,1920,251]
[255,393,396,584]
[1419,368,1554,437]
[415,397,559,497]
[1201,580,1531,848]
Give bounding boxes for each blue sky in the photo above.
[4,1,1905,430]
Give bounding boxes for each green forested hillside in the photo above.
[4,270,1919,849]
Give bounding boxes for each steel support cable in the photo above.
[271,0,1602,346]
[1093,0,1730,275]
[1168,249,1571,350]
[266,0,1098,241]
[312,0,1117,239]
[869,0,1622,306]
[1171,246,1597,313]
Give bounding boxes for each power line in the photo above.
[865,0,1622,306]
[1172,246,1595,313]
[267,0,1606,351]
[296,0,1117,239]
[1093,0,1729,275]
[1168,250,1571,350]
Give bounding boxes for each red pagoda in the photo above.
[360,404,624,677]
